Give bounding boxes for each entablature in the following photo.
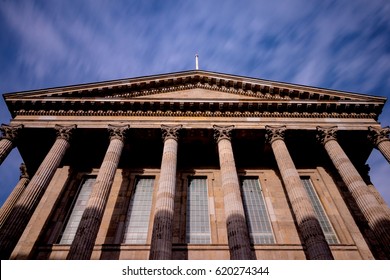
[8,116,380,132]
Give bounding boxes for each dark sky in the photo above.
[1,0,389,205]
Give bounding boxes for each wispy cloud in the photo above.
[0,0,389,204]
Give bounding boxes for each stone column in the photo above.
[149,125,181,260]
[67,124,129,260]
[0,124,23,165]
[214,125,253,260]
[266,125,333,260]
[368,126,390,163]
[359,165,390,219]
[317,126,390,257]
[0,163,29,228]
[0,124,75,259]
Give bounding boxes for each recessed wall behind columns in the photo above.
[15,165,372,260]
[7,126,376,259]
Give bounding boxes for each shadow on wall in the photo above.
[100,169,133,260]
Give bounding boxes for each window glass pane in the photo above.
[123,177,155,244]
[59,177,95,244]
[186,177,211,244]
[240,177,274,244]
[301,177,339,244]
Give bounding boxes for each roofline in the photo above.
[2,69,387,102]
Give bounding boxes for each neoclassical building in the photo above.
[0,70,389,260]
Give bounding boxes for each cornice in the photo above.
[13,108,377,119]
[8,94,382,119]
[4,70,386,102]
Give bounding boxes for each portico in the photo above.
[0,70,389,260]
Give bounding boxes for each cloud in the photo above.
[367,150,390,205]
[2,0,389,88]
[0,150,22,205]
[1,2,68,80]
[0,0,390,205]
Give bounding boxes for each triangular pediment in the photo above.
[3,70,386,102]
[3,70,386,118]
[132,88,260,100]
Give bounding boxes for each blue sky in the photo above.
[0,0,389,206]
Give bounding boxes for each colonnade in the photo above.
[0,123,389,259]
[0,124,75,259]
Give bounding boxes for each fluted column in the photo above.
[67,124,129,260]
[0,163,29,228]
[149,125,181,260]
[266,125,333,260]
[317,126,390,257]
[214,125,253,260]
[359,165,390,219]
[0,124,75,259]
[0,124,23,165]
[368,126,390,163]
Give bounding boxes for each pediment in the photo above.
[3,70,386,118]
[4,70,386,102]
[131,88,261,101]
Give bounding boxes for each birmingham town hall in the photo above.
[0,70,389,260]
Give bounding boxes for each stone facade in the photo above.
[0,70,389,260]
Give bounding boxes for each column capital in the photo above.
[55,124,77,141]
[19,163,29,180]
[0,124,23,142]
[108,124,130,142]
[368,126,390,146]
[265,125,286,144]
[161,125,182,142]
[316,126,338,145]
[213,125,234,143]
